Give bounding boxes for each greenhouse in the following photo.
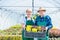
[0,0,60,40]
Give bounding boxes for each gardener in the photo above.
[22,9,34,40]
[35,7,53,40]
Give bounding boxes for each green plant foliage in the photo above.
[0,35,22,40]
[0,24,22,35]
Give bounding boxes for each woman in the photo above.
[22,9,34,40]
[35,7,53,40]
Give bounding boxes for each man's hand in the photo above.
[41,27,46,30]
[41,27,46,32]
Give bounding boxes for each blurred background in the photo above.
[0,0,60,30]
[0,0,60,40]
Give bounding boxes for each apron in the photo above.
[37,20,46,27]
[22,17,34,40]
[36,17,49,40]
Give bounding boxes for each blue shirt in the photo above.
[35,15,53,30]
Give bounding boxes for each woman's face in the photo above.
[26,11,32,17]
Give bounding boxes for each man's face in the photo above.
[38,10,45,16]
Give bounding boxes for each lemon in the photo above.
[27,25,32,28]
[37,27,41,30]
[26,25,32,32]
[32,28,37,32]
[26,27,31,32]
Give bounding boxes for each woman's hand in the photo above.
[21,24,25,29]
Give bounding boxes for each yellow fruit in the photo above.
[32,28,37,32]
[37,27,41,30]
[26,27,31,32]
[27,25,32,28]
[26,25,32,32]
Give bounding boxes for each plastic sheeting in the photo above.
[0,0,60,30]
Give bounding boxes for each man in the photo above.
[35,7,53,40]
[22,9,34,40]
